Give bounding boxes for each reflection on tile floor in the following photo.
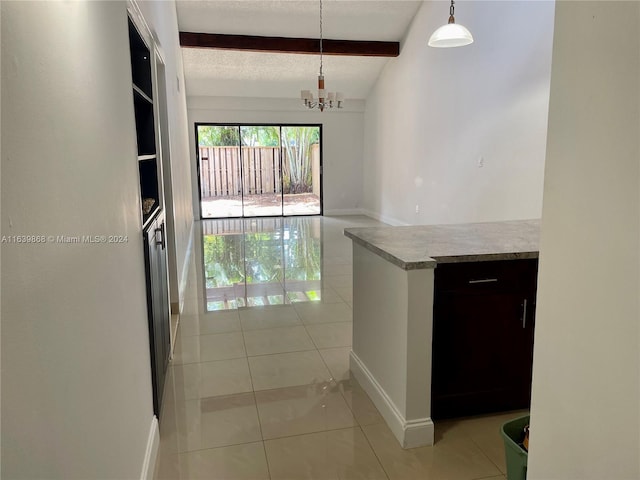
[200,217,325,311]
[154,215,521,480]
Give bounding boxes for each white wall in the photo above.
[138,0,194,309]
[528,2,640,478]
[362,1,555,226]
[187,96,365,216]
[0,1,192,477]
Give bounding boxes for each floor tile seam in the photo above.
[246,347,320,361]
[252,379,359,439]
[178,330,245,340]
[303,320,353,340]
[316,349,360,411]
[258,419,363,443]
[249,390,272,479]
[260,424,371,445]
[240,322,304,333]
[171,356,254,369]
[178,328,242,338]
[249,379,343,397]
[301,319,353,326]
[246,345,318,358]
[171,353,249,367]
[252,375,340,393]
[242,324,314,336]
[468,434,507,475]
[300,321,352,329]
[335,386,384,430]
[173,388,255,403]
[260,439,274,480]
[241,329,258,395]
[358,424,394,480]
[303,325,323,351]
[177,439,267,456]
[355,425,391,480]
[305,339,352,351]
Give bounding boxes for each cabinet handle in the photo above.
[468,278,498,284]
[155,224,165,249]
[522,299,528,328]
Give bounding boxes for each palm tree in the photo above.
[281,127,319,194]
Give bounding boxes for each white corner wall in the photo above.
[528,2,640,479]
[363,1,555,226]
[0,1,192,477]
[187,96,365,216]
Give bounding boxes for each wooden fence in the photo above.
[199,145,320,198]
[199,146,282,197]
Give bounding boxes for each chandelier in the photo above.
[300,0,344,111]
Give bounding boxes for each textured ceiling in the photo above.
[176,0,424,99]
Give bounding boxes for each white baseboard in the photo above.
[140,416,160,480]
[350,351,434,448]
[323,208,367,216]
[360,209,410,227]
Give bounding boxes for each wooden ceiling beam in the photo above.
[179,32,399,57]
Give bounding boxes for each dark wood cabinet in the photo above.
[128,15,170,417]
[431,259,538,419]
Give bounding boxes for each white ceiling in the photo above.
[176,0,424,99]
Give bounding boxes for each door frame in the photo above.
[194,122,323,219]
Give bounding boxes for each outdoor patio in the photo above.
[201,192,321,217]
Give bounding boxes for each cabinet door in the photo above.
[154,221,170,380]
[144,217,171,416]
[431,260,537,419]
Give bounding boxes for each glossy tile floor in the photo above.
[154,216,521,480]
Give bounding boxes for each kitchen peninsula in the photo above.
[344,220,540,448]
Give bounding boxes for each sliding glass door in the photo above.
[240,126,283,217]
[281,126,321,216]
[196,124,322,218]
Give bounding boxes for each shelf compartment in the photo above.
[139,157,161,225]
[128,18,153,100]
[133,89,156,156]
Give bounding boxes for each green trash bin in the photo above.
[501,415,530,480]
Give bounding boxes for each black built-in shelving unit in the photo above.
[127,16,170,418]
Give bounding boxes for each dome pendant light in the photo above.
[428,0,474,48]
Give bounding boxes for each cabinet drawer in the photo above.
[435,259,538,294]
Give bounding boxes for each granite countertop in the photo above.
[344,219,540,270]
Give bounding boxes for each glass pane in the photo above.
[240,126,282,217]
[281,126,321,216]
[197,125,242,218]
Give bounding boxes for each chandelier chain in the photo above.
[449,0,455,17]
[301,0,343,110]
[319,0,323,75]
